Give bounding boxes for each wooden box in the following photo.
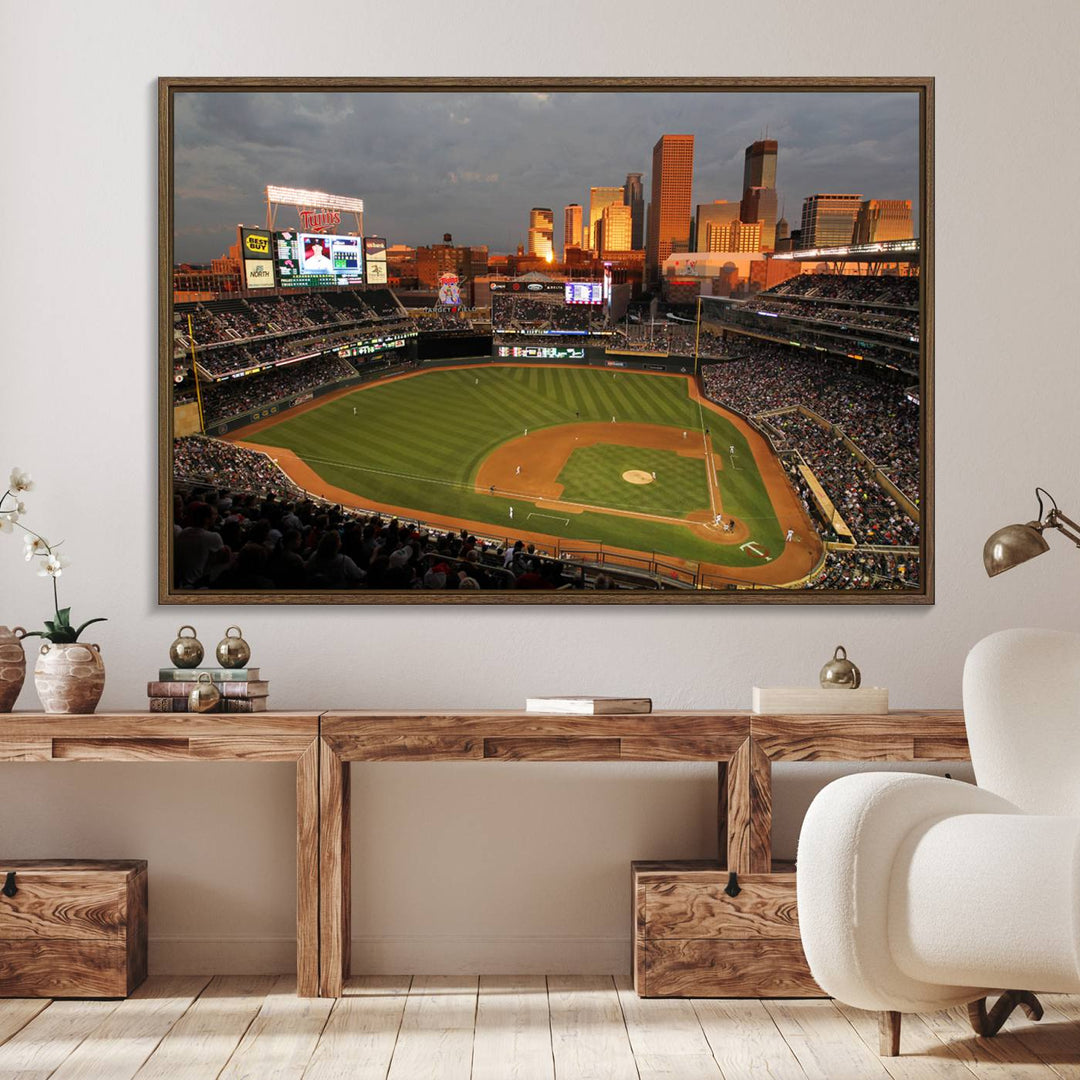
[0,859,148,998]
[752,686,889,714]
[632,860,822,998]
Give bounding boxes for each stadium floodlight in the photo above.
[771,238,919,261]
[265,186,365,213]
[984,488,1080,577]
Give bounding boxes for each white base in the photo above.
[148,935,630,976]
[753,686,889,714]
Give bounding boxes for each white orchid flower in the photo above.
[23,534,49,560]
[38,552,69,578]
[8,469,33,493]
[0,515,13,535]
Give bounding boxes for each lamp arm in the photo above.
[1047,509,1080,547]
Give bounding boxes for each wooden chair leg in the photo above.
[879,1010,902,1056]
[968,991,1044,1038]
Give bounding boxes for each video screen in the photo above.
[275,231,364,286]
[565,281,604,305]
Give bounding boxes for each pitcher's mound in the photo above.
[622,470,654,485]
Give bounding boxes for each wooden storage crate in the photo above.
[632,860,822,998]
[0,859,148,998]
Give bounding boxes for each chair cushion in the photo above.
[798,772,1018,1011]
[890,812,1080,992]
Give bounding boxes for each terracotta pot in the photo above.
[0,626,27,713]
[34,642,106,715]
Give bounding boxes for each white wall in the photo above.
[2,0,1079,974]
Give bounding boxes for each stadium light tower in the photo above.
[265,185,365,234]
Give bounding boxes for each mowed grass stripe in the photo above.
[252,365,785,565]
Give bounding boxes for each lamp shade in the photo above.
[983,522,1050,577]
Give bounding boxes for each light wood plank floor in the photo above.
[1,976,1078,1080]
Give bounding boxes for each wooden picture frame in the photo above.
[160,77,933,605]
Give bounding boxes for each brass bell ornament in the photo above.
[820,645,861,689]
[216,626,251,669]
[188,672,221,713]
[169,625,204,669]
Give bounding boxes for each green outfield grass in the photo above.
[557,444,710,518]
[248,364,784,566]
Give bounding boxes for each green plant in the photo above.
[1,468,107,644]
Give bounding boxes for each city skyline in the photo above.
[174,90,919,264]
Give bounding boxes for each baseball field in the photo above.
[230,363,821,583]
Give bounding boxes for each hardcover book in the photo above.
[524,696,652,715]
[157,668,261,681]
[147,681,269,699]
[147,696,268,713]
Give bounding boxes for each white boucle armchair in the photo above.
[797,628,1080,1056]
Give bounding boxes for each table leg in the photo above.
[296,738,320,997]
[319,738,351,997]
[717,761,728,869]
[726,738,772,874]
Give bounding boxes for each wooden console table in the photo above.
[2,708,971,999]
[318,708,969,998]
[0,712,321,997]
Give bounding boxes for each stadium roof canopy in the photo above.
[770,238,919,263]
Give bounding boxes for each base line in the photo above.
[528,512,570,526]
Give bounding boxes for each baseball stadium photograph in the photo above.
[161,78,931,603]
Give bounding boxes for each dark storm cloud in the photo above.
[173,90,919,263]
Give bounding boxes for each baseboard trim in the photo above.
[149,934,630,975]
[352,934,630,975]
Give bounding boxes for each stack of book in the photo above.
[147,668,269,712]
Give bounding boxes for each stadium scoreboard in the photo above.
[564,281,604,305]
[274,230,364,287]
[496,344,586,360]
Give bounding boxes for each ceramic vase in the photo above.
[0,626,27,712]
[34,642,106,714]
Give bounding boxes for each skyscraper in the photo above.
[853,199,914,243]
[563,203,583,258]
[646,134,694,285]
[740,139,779,250]
[742,139,777,192]
[588,186,624,251]
[527,207,554,259]
[623,173,644,250]
[694,201,741,251]
[740,187,778,250]
[774,214,792,252]
[704,218,762,253]
[800,194,864,247]
[600,203,632,252]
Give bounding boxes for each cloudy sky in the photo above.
[173,90,919,264]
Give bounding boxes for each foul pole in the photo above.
[187,314,206,435]
[693,295,702,377]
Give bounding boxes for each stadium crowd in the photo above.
[175,289,406,347]
[811,549,919,590]
[172,437,590,592]
[492,295,597,334]
[701,341,919,497]
[767,410,918,546]
[745,296,919,338]
[766,273,917,307]
[188,320,413,379]
[196,356,360,425]
[611,324,727,358]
